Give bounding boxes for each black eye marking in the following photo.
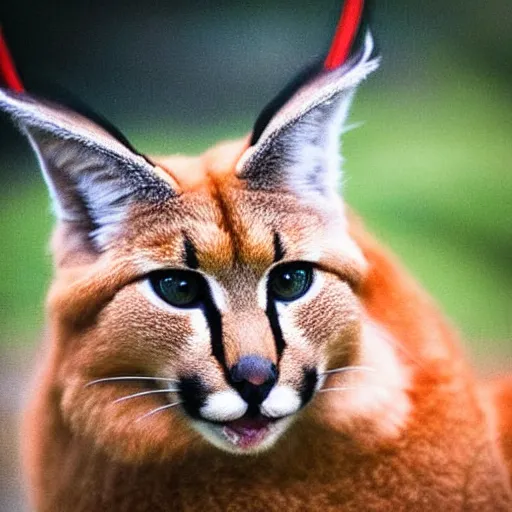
[268,235,286,359]
[148,261,230,382]
[273,232,286,263]
[183,235,199,269]
[202,294,229,381]
[266,297,286,359]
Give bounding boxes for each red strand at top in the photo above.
[0,28,24,92]
[324,0,365,70]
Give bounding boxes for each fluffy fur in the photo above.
[15,139,511,511]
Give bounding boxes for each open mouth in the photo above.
[193,412,290,453]
[221,414,275,449]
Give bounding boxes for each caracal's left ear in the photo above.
[0,88,178,249]
[237,1,379,201]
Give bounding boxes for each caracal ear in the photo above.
[0,89,177,249]
[237,32,379,201]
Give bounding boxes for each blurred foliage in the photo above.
[345,66,512,360]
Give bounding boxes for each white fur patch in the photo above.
[199,390,247,422]
[203,275,228,312]
[256,277,268,310]
[319,320,411,440]
[261,386,301,418]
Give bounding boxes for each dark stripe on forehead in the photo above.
[273,232,286,263]
[183,235,199,269]
[265,294,286,359]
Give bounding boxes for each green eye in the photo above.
[149,270,203,308]
[269,263,313,302]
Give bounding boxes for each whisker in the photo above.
[113,389,180,404]
[319,386,363,393]
[321,365,376,376]
[85,376,179,387]
[135,401,182,423]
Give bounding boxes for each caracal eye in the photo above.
[149,270,205,308]
[268,263,314,302]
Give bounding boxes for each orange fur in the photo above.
[484,376,512,481]
[20,139,511,511]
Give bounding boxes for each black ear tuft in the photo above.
[250,60,324,146]
[30,84,141,155]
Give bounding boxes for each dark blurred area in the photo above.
[0,1,511,510]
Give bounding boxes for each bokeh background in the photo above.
[0,0,510,509]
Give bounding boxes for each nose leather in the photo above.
[230,355,278,405]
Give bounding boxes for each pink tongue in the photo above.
[223,416,272,448]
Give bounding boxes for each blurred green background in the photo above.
[0,1,510,508]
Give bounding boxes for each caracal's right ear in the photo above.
[0,89,178,250]
[237,1,378,204]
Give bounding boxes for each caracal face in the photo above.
[67,174,366,455]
